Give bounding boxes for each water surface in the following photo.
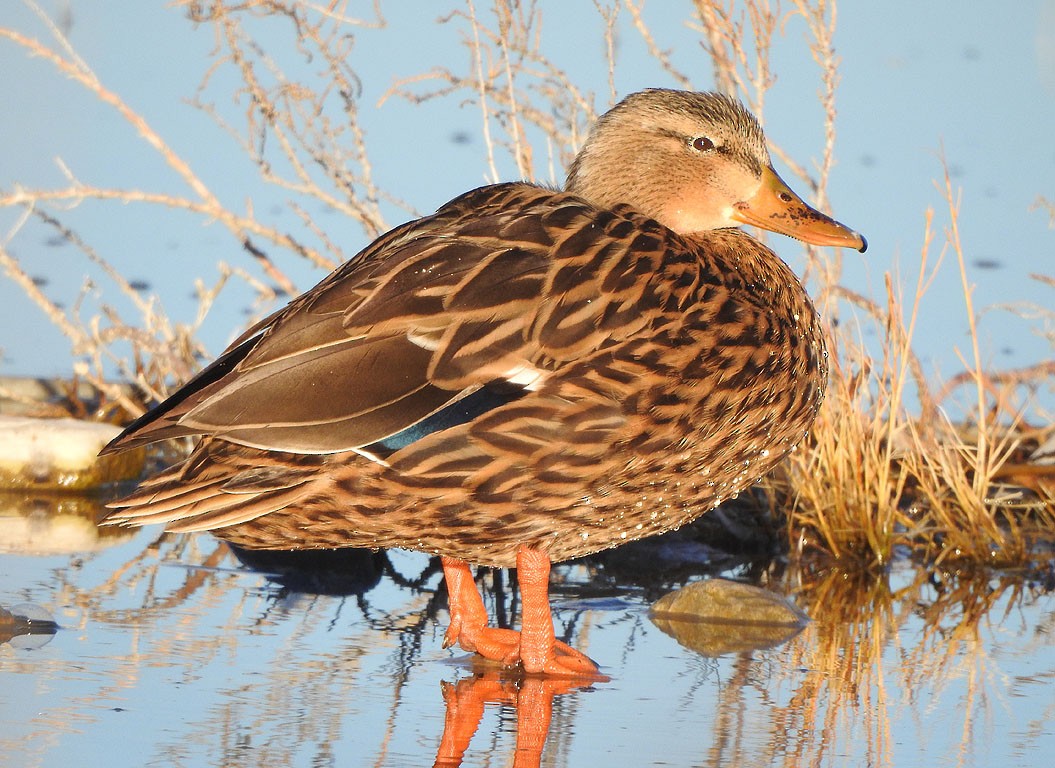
[2,495,1052,767]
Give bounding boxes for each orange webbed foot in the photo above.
[440,549,606,679]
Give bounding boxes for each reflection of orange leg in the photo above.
[433,676,507,767]
[433,672,598,768]
[512,678,553,768]
[440,546,602,677]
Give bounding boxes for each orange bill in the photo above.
[731,166,867,252]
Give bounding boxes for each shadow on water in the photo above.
[1,491,1053,767]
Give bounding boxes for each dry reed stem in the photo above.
[0,15,298,296]
[788,0,839,207]
[624,1,693,89]
[1031,194,1055,227]
[1,0,408,413]
[189,0,395,242]
[382,1,593,184]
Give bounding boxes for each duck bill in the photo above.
[731,166,867,252]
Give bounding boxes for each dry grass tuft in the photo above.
[773,162,1055,568]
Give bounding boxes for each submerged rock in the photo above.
[0,602,59,649]
[650,578,809,656]
[0,415,145,491]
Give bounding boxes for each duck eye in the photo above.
[691,136,715,152]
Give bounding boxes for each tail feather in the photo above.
[104,438,318,534]
[164,485,311,533]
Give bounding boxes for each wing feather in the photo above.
[103,183,697,460]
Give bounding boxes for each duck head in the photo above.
[565,89,866,252]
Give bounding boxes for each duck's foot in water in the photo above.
[440,548,604,678]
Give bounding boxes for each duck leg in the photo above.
[440,545,601,676]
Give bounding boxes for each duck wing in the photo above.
[101,182,688,457]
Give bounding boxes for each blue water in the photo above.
[1,514,1053,768]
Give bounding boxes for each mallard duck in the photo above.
[101,89,865,676]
